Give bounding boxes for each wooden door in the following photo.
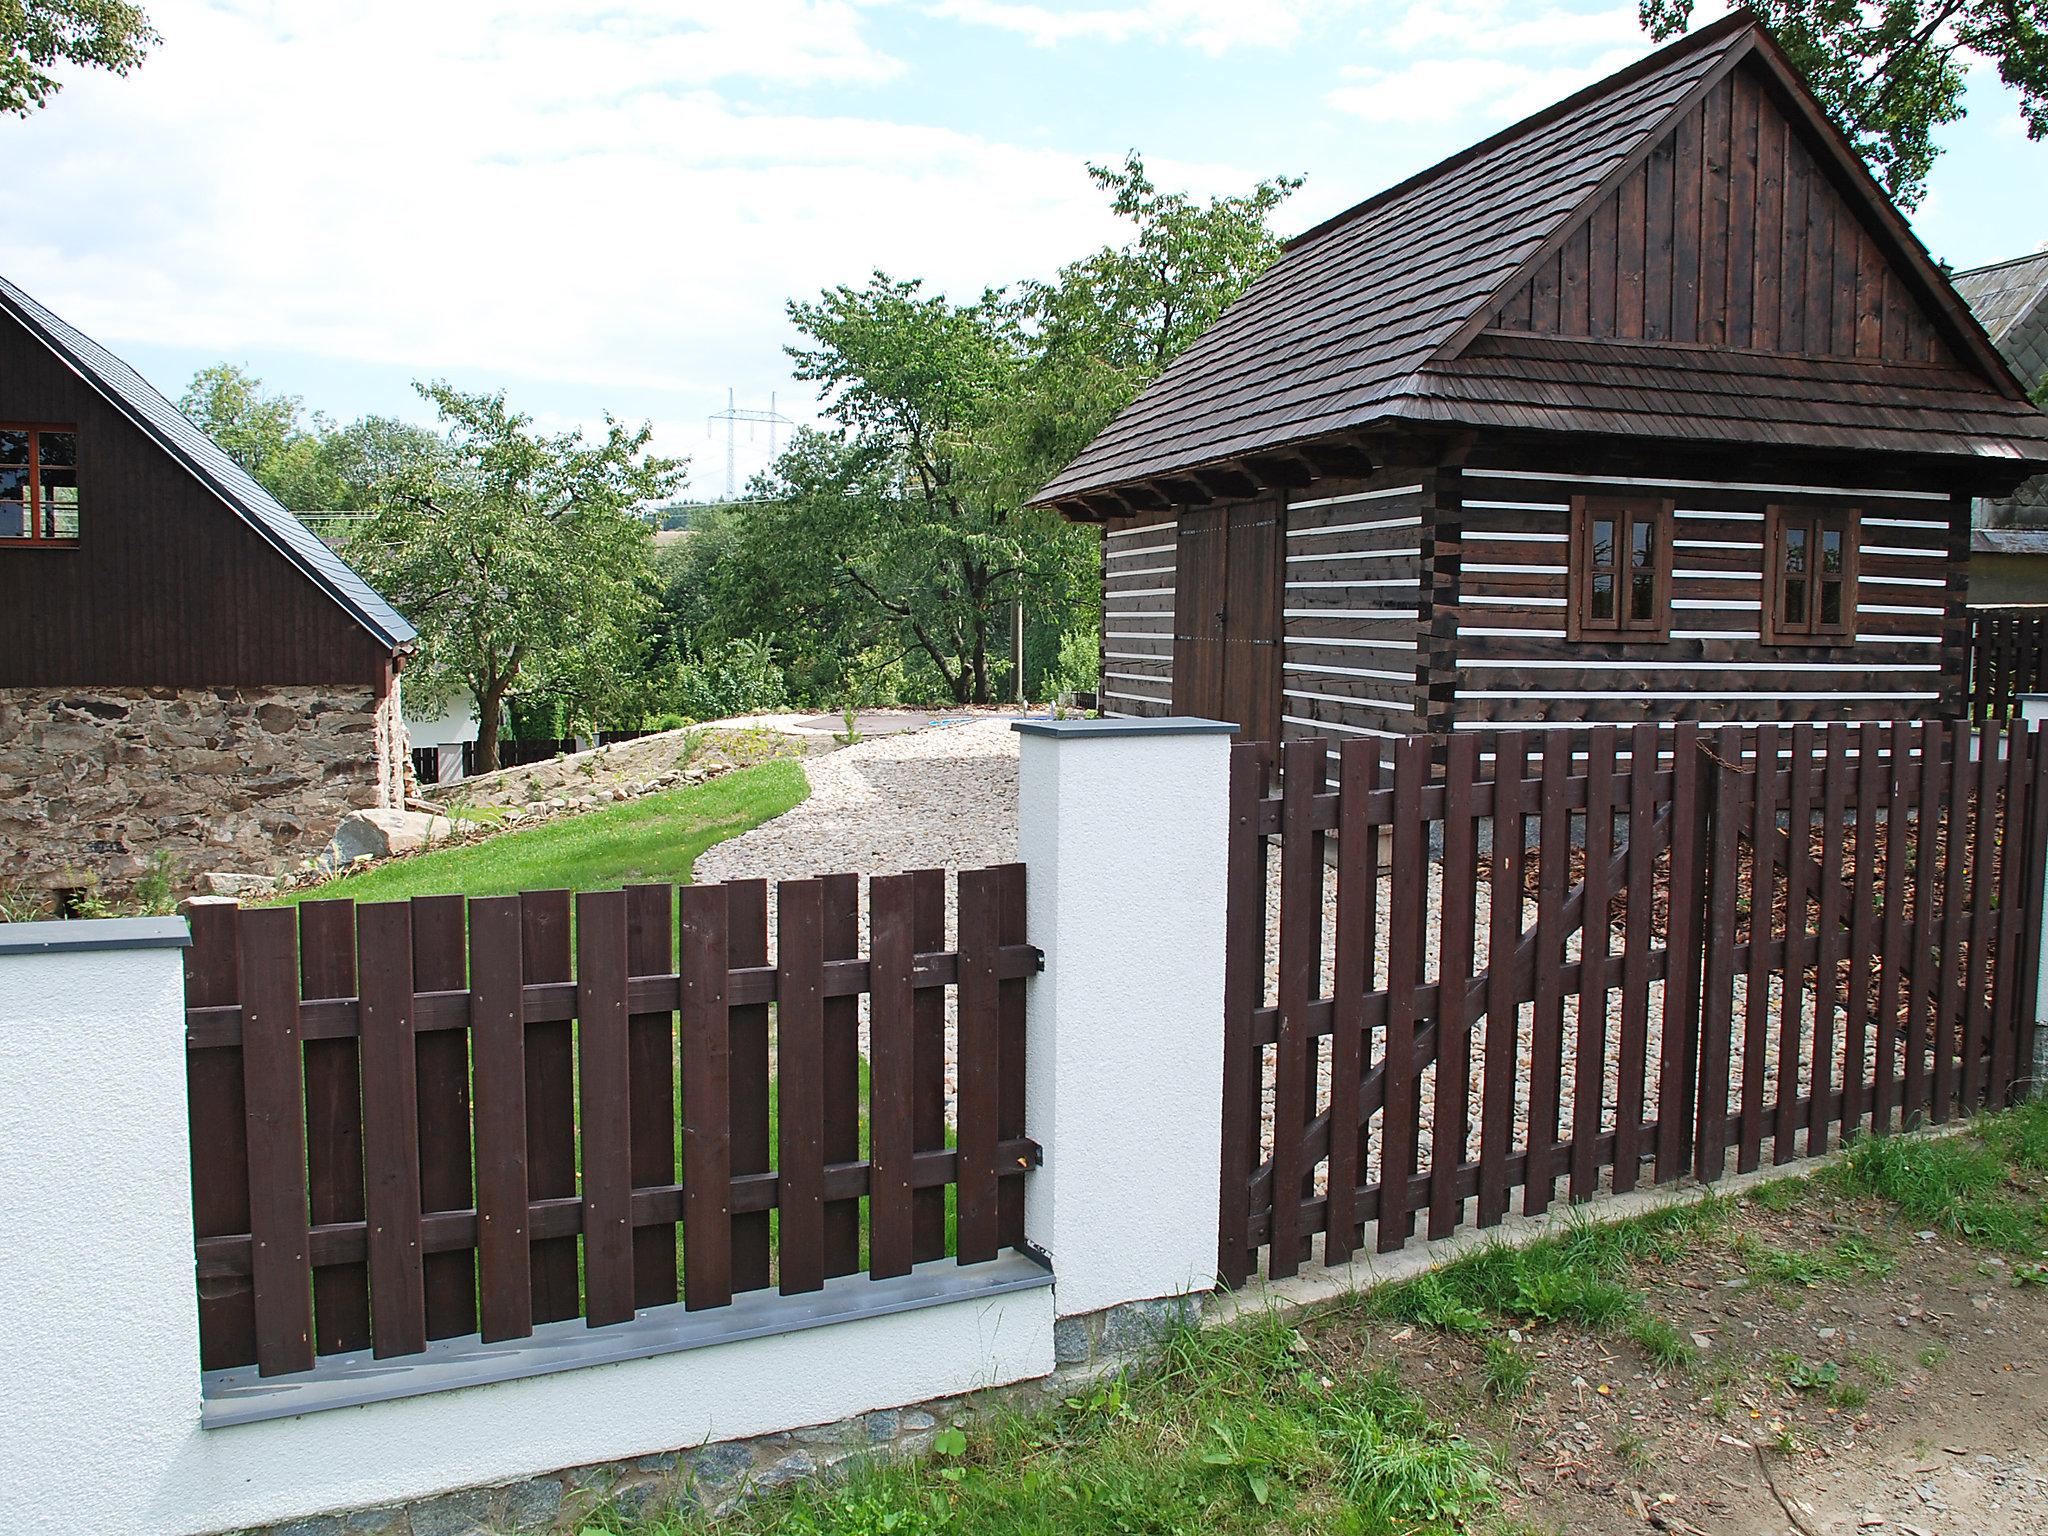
[1172,507,1226,720]
[1171,499,1281,741]
[1222,500,1282,745]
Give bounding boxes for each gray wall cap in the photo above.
[202,1247,1054,1427]
[1012,716,1238,739]
[0,916,191,955]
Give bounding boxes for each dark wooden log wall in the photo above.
[0,310,392,688]
[1490,67,1953,365]
[1279,474,1430,745]
[1099,510,1178,718]
[1444,463,1963,727]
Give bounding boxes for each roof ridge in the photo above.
[1953,249,2048,281]
[1283,9,1760,255]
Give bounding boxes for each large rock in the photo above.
[320,808,457,869]
[196,871,279,899]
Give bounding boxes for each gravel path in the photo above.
[695,718,1018,893]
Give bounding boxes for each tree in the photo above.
[1642,0,2048,209]
[751,155,1302,706]
[181,362,444,511]
[2,0,158,116]
[343,382,684,771]
[1002,152,1302,501]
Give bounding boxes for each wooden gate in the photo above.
[1173,499,1281,743]
[1220,722,2048,1287]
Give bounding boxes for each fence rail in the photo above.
[1220,721,2048,1286]
[185,866,1036,1378]
[1968,607,2048,722]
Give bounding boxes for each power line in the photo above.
[706,388,793,500]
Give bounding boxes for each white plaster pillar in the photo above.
[0,917,201,1531]
[1014,716,1235,1317]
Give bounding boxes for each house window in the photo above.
[0,426,80,544]
[1568,495,1671,641]
[1764,505,1856,645]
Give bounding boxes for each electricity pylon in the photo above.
[706,389,793,500]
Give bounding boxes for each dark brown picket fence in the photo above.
[1968,607,2048,723]
[1220,721,2048,1287]
[185,867,1036,1378]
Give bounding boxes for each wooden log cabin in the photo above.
[1034,13,2048,747]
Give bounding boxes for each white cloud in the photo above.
[1380,0,1641,55]
[1,0,1149,490]
[925,0,1367,55]
[1328,48,1640,124]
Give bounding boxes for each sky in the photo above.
[5,0,2044,499]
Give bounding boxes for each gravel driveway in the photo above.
[694,717,1018,892]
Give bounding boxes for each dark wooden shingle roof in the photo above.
[1037,12,2048,508]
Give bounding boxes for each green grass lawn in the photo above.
[275,758,808,905]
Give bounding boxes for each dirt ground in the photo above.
[1305,1186,2048,1536]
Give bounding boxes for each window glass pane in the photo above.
[1819,579,1842,627]
[0,494,22,538]
[38,431,76,468]
[1784,578,1806,626]
[1592,518,1614,568]
[38,467,78,539]
[1821,528,1843,574]
[1631,519,1652,567]
[1784,525,1807,574]
[1631,570,1655,622]
[1591,573,1614,621]
[0,431,27,466]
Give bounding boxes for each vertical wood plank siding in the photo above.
[1490,71,1951,364]
[1099,512,1177,717]
[0,308,391,688]
[1446,466,1958,728]
[184,866,1041,1377]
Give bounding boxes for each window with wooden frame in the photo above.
[0,426,80,545]
[1763,504,1856,645]
[1567,495,1672,641]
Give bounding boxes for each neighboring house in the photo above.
[0,275,417,896]
[406,693,480,784]
[1954,248,2048,604]
[1036,14,2048,745]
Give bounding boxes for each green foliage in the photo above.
[1624,1311,1696,1370]
[1479,1336,1537,1399]
[178,363,444,513]
[682,154,1299,711]
[1829,1111,2048,1256]
[1641,0,2048,210]
[673,637,789,723]
[0,0,156,116]
[342,381,684,770]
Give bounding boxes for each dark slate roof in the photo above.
[0,273,416,651]
[1035,13,2048,506]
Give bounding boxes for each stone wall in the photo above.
[0,685,403,899]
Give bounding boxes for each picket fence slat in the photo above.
[522,888,579,1325]
[186,899,256,1371]
[576,890,635,1328]
[727,878,773,1295]
[241,905,315,1376]
[627,883,678,1309]
[357,899,425,1359]
[411,894,476,1342]
[777,879,828,1296]
[299,898,369,1357]
[470,896,532,1343]
[868,874,917,1281]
